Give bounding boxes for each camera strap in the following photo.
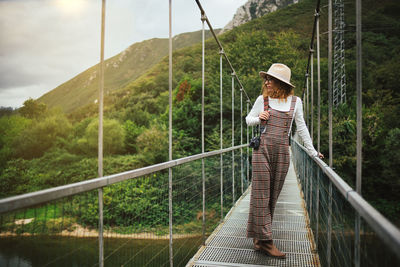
[259,96,269,134]
[249,96,269,150]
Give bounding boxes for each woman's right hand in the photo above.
[259,111,270,121]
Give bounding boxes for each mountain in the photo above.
[38,0,300,114]
[220,0,300,34]
[38,30,219,113]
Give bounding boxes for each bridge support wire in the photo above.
[98,0,106,266]
[247,101,250,187]
[231,73,235,206]
[201,11,206,246]
[219,50,224,221]
[240,87,243,195]
[316,8,321,154]
[355,0,363,265]
[307,77,310,128]
[168,0,173,266]
[311,48,314,142]
[302,0,322,256]
[328,1,333,264]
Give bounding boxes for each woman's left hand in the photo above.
[318,152,324,159]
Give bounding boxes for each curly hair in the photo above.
[262,77,294,101]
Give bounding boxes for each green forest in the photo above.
[1,0,399,232]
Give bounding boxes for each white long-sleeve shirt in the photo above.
[246,95,318,157]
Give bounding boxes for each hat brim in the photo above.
[259,71,295,88]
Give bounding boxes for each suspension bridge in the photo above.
[1,0,400,266]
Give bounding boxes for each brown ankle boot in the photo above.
[253,239,261,250]
[259,240,286,259]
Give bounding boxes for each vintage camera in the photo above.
[249,126,265,150]
[249,136,261,150]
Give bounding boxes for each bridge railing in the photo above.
[291,138,400,267]
[0,145,249,266]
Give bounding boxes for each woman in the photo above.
[246,63,323,258]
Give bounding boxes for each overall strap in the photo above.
[287,96,297,119]
[261,97,269,126]
[286,96,297,135]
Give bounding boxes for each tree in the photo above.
[136,124,168,164]
[0,107,14,117]
[123,120,145,154]
[381,128,400,197]
[13,113,72,159]
[18,98,47,119]
[0,115,30,169]
[79,118,125,156]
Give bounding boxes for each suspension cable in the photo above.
[194,0,253,106]
[302,0,321,98]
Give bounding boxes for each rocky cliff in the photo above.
[221,0,300,33]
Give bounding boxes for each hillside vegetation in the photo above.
[38,30,219,113]
[1,0,399,228]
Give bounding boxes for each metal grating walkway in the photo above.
[186,158,320,267]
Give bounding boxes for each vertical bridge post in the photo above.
[98,0,106,266]
[201,11,206,246]
[311,48,314,142]
[168,0,173,266]
[240,87,243,195]
[316,7,321,252]
[231,72,235,206]
[328,0,333,265]
[220,49,224,221]
[310,48,314,221]
[304,70,311,131]
[247,101,250,187]
[355,0,363,265]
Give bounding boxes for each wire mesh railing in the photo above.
[0,146,249,266]
[0,191,100,266]
[291,138,400,267]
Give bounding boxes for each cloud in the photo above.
[0,84,47,107]
[0,0,101,107]
[0,0,247,108]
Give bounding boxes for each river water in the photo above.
[1,233,399,266]
[0,236,202,266]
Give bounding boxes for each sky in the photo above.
[0,0,248,108]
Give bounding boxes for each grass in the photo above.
[1,207,222,238]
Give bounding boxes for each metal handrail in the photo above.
[293,139,400,257]
[0,144,247,214]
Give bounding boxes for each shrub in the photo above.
[13,113,72,159]
[77,118,125,156]
[136,124,168,164]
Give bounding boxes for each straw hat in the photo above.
[259,63,295,88]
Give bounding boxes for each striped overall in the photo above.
[246,96,297,240]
